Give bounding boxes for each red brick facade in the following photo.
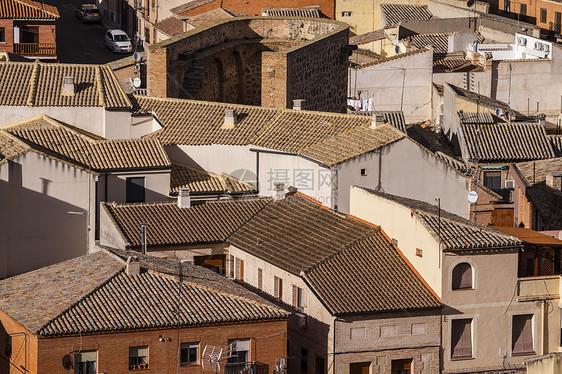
[0,20,56,57]
[0,308,287,374]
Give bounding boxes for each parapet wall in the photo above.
[147,17,349,112]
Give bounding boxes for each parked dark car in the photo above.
[75,4,101,23]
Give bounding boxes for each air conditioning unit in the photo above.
[541,44,550,52]
[296,313,308,328]
[517,37,527,46]
[534,42,541,50]
[505,179,516,189]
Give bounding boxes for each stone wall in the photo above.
[147,17,349,112]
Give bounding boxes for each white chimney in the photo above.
[178,188,191,208]
[546,172,562,191]
[62,76,75,95]
[371,114,386,128]
[293,99,305,110]
[126,256,140,276]
[222,109,236,129]
[273,182,285,200]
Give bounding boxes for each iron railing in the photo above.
[13,43,56,56]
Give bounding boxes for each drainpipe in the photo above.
[540,299,546,355]
[333,318,337,374]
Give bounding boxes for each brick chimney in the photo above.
[178,188,191,208]
[546,172,562,191]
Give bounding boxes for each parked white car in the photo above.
[104,30,132,53]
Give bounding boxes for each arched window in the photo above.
[452,262,473,290]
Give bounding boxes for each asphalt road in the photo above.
[49,0,135,64]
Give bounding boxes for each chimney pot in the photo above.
[546,172,562,191]
[371,114,386,128]
[293,99,305,110]
[126,256,140,276]
[178,188,191,208]
[63,76,75,95]
[222,109,236,129]
[273,182,286,200]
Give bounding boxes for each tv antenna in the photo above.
[201,342,236,373]
[274,357,288,374]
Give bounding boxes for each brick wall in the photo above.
[147,17,349,112]
[0,310,39,374]
[0,316,286,374]
[0,19,14,53]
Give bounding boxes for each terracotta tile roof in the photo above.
[170,162,256,194]
[304,234,441,314]
[515,158,562,186]
[0,130,29,161]
[449,84,516,115]
[408,33,483,54]
[102,198,270,248]
[154,16,185,37]
[135,96,401,166]
[185,8,239,28]
[461,123,555,162]
[458,111,498,124]
[261,6,320,17]
[299,124,405,166]
[170,0,215,16]
[0,250,288,336]
[433,56,482,73]
[0,0,59,19]
[379,4,431,26]
[0,62,131,108]
[549,135,562,157]
[349,28,385,45]
[2,115,171,171]
[352,48,429,69]
[356,187,522,251]
[350,111,407,132]
[229,194,440,314]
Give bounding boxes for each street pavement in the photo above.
[46,0,137,64]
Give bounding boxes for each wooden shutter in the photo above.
[292,285,297,307]
[235,257,241,280]
[239,259,244,281]
[274,276,279,298]
[257,268,263,290]
[452,263,472,290]
[451,319,472,358]
[513,314,534,354]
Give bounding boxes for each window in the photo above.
[235,257,244,280]
[350,362,370,374]
[341,11,352,16]
[541,8,547,23]
[452,262,473,290]
[504,0,510,12]
[257,268,263,290]
[391,359,412,374]
[228,339,249,363]
[0,27,5,43]
[129,346,149,370]
[228,254,234,277]
[556,12,562,33]
[512,314,534,354]
[74,351,97,374]
[520,3,527,16]
[292,285,306,310]
[483,171,501,189]
[126,177,145,203]
[360,168,367,176]
[180,342,199,365]
[144,27,150,44]
[274,276,283,299]
[301,347,308,373]
[416,248,423,257]
[451,319,472,359]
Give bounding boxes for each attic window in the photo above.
[341,11,352,16]
[360,168,367,176]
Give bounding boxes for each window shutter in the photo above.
[274,277,279,298]
[257,268,263,290]
[452,263,472,290]
[235,257,241,280]
[292,285,298,307]
[451,319,472,358]
[513,315,534,354]
[228,255,234,277]
[240,259,244,281]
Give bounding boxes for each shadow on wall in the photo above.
[0,175,88,279]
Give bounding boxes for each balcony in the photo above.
[224,361,269,374]
[517,275,560,301]
[13,43,56,56]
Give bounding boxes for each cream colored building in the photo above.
[350,186,562,373]
[227,193,442,374]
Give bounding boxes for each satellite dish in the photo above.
[392,38,399,46]
[468,191,478,204]
[395,45,401,54]
[62,354,73,370]
[133,77,141,88]
[133,52,142,62]
[467,0,475,7]
[495,108,503,117]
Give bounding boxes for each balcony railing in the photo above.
[224,361,269,374]
[13,43,56,56]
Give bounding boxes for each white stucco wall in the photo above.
[105,170,171,203]
[349,49,433,122]
[0,152,95,278]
